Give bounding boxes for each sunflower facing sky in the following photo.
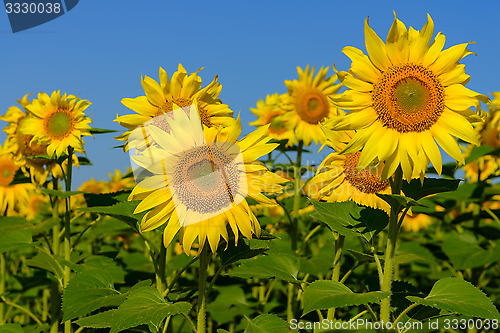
[20,91,92,158]
[329,13,488,181]
[0,94,81,185]
[281,65,343,147]
[249,93,297,146]
[128,104,286,254]
[115,64,235,152]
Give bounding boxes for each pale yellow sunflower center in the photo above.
[373,64,444,133]
[297,90,330,124]
[171,144,241,214]
[343,152,389,194]
[0,160,18,187]
[44,109,75,139]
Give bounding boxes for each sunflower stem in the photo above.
[327,234,345,320]
[63,147,74,333]
[287,141,303,322]
[0,253,5,325]
[197,245,210,333]
[291,141,303,251]
[157,241,167,295]
[380,166,403,325]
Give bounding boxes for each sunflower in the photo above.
[401,213,432,232]
[329,13,488,181]
[281,65,342,146]
[20,91,92,158]
[105,169,135,193]
[0,94,81,185]
[0,140,34,215]
[128,103,286,254]
[305,124,392,213]
[463,92,500,181]
[22,190,48,220]
[249,93,297,146]
[115,64,235,152]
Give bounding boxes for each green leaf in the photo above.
[311,200,388,242]
[77,156,92,165]
[245,314,289,333]
[207,285,253,324]
[407,277,500,320]
[75,309,116,328]
[109,286,191,333]
[89,127,119,134]
[402,178,461,201]
[0,229,32,253]
[41,189,85,200]
[376,194,424,210]
[76,201,140,230]
[62,269,121,321]
[26,250,64,282]
[0,324,24,333]
[227,253,300,283]
[442,233,500,270]
[302,280,390,316]
[219,238,268,267]
[465,145,500,164]
[8,169,32,185]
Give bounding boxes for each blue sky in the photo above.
[1,0,499,188]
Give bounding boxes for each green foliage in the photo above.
[310,200,388,242]
[302,280,390,315]
[244,314,289,333]
[76,286,191,332]
[407,277,500,320]
[227,253,300,283]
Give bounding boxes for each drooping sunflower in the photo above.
[305,126,392,213]
[281,65,343,146]
[0,94,80,185]
[463,92,500,182]
[0,140,34,215]
[329,13,488,181]
[115,64,235,152]
[129,104,286,254]
[249,93,297,146]
[20,91,92,158]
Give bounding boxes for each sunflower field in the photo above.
[1,13,500,333]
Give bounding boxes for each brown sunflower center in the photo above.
[269,114,287,135]
[0,160,18,187]
[152,98,213,132]
[343,152,389,194]
[372,64,444,133]
[44,109,75,139]
[297,90,330,124]
[171,143,241,214]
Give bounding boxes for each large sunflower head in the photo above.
[0,140,34,215]
[128,104,286,255]
[115,64,235,152]
[282,65,343,146]
[249,93,297,146]
[329,13,488,181]
[20,91,92,158]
